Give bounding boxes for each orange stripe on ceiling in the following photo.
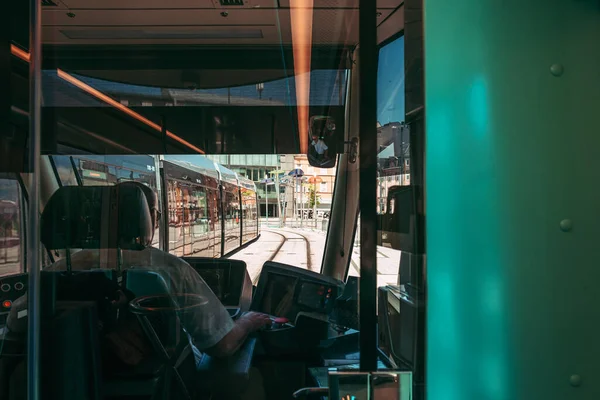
[10,44,30,62]
[10,44,205,154]
[290,0,314,154]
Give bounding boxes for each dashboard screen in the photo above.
[198,267,230,302]
[256,270,339,323]
[259,272,298,321]
[185,259,248,307]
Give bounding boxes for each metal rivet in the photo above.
[560,219,573,232]
[550,64,564,77]
[570,374,581,387]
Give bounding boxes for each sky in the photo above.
[376,36,405,126]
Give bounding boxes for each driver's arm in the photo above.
[178,263,270,358]
[205,312,270,357]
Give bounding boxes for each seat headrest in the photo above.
[41,185,153,250]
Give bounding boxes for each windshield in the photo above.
[47,153,340,283]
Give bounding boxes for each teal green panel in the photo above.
[425,1,600,399]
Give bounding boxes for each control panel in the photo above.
[297,282,335,310]
[0,273,27,315]
[251,262,343,325]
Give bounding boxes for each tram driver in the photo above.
[8,181,270,398]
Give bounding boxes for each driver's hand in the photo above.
[240,311,271,332]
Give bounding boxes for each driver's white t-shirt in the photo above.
[312,139,328,155]
[46,247,235,352]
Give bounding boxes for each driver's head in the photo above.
[116,181,160,232]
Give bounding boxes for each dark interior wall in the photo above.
[43,105,345,156]
[404,0,425,257]
[404,0,425,188]
[1,1,29,173]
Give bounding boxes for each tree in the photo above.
[308,186,321,209]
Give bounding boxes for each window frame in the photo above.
[0,173,28,276]
[341,31,406,282]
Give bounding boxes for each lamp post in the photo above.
[287,167,304,227]
[307,175,323,228]
[300,177,303,228]
[264,174,269,225]
[312,173,317,225]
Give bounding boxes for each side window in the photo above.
[0,177,25,277]
[51,156,79,186]
[350,34,406,282]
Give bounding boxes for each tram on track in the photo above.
[49,154,260,257]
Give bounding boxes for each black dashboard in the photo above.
[183,257,253,319]
[251,261,343,325]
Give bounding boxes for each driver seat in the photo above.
[4,184,157,400]
[42,184,183,399]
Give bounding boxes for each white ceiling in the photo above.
[42,0,404,45]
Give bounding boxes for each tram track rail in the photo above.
[264,229,312,271]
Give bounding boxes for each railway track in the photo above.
[264,229,312,271]
[230,228,315,284]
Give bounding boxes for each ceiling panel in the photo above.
[211,0,279,8]
[42,25,281,45]
[41,6,390,46]
[57,0,279,9]
[43,8,277,26]
[278,0,402,8]
[52,0,216,9]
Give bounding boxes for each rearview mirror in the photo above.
[307,115,338,168]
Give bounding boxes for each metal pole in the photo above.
[275,171,281,227]
[313,178,317,228]
[358,0,378,372]
[27,0,42,399]
[300,178,303,228]
[265,180,268,226]
[292,178,296,226]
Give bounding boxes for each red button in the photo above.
[274,317,289,324]
[2,300,12,308]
